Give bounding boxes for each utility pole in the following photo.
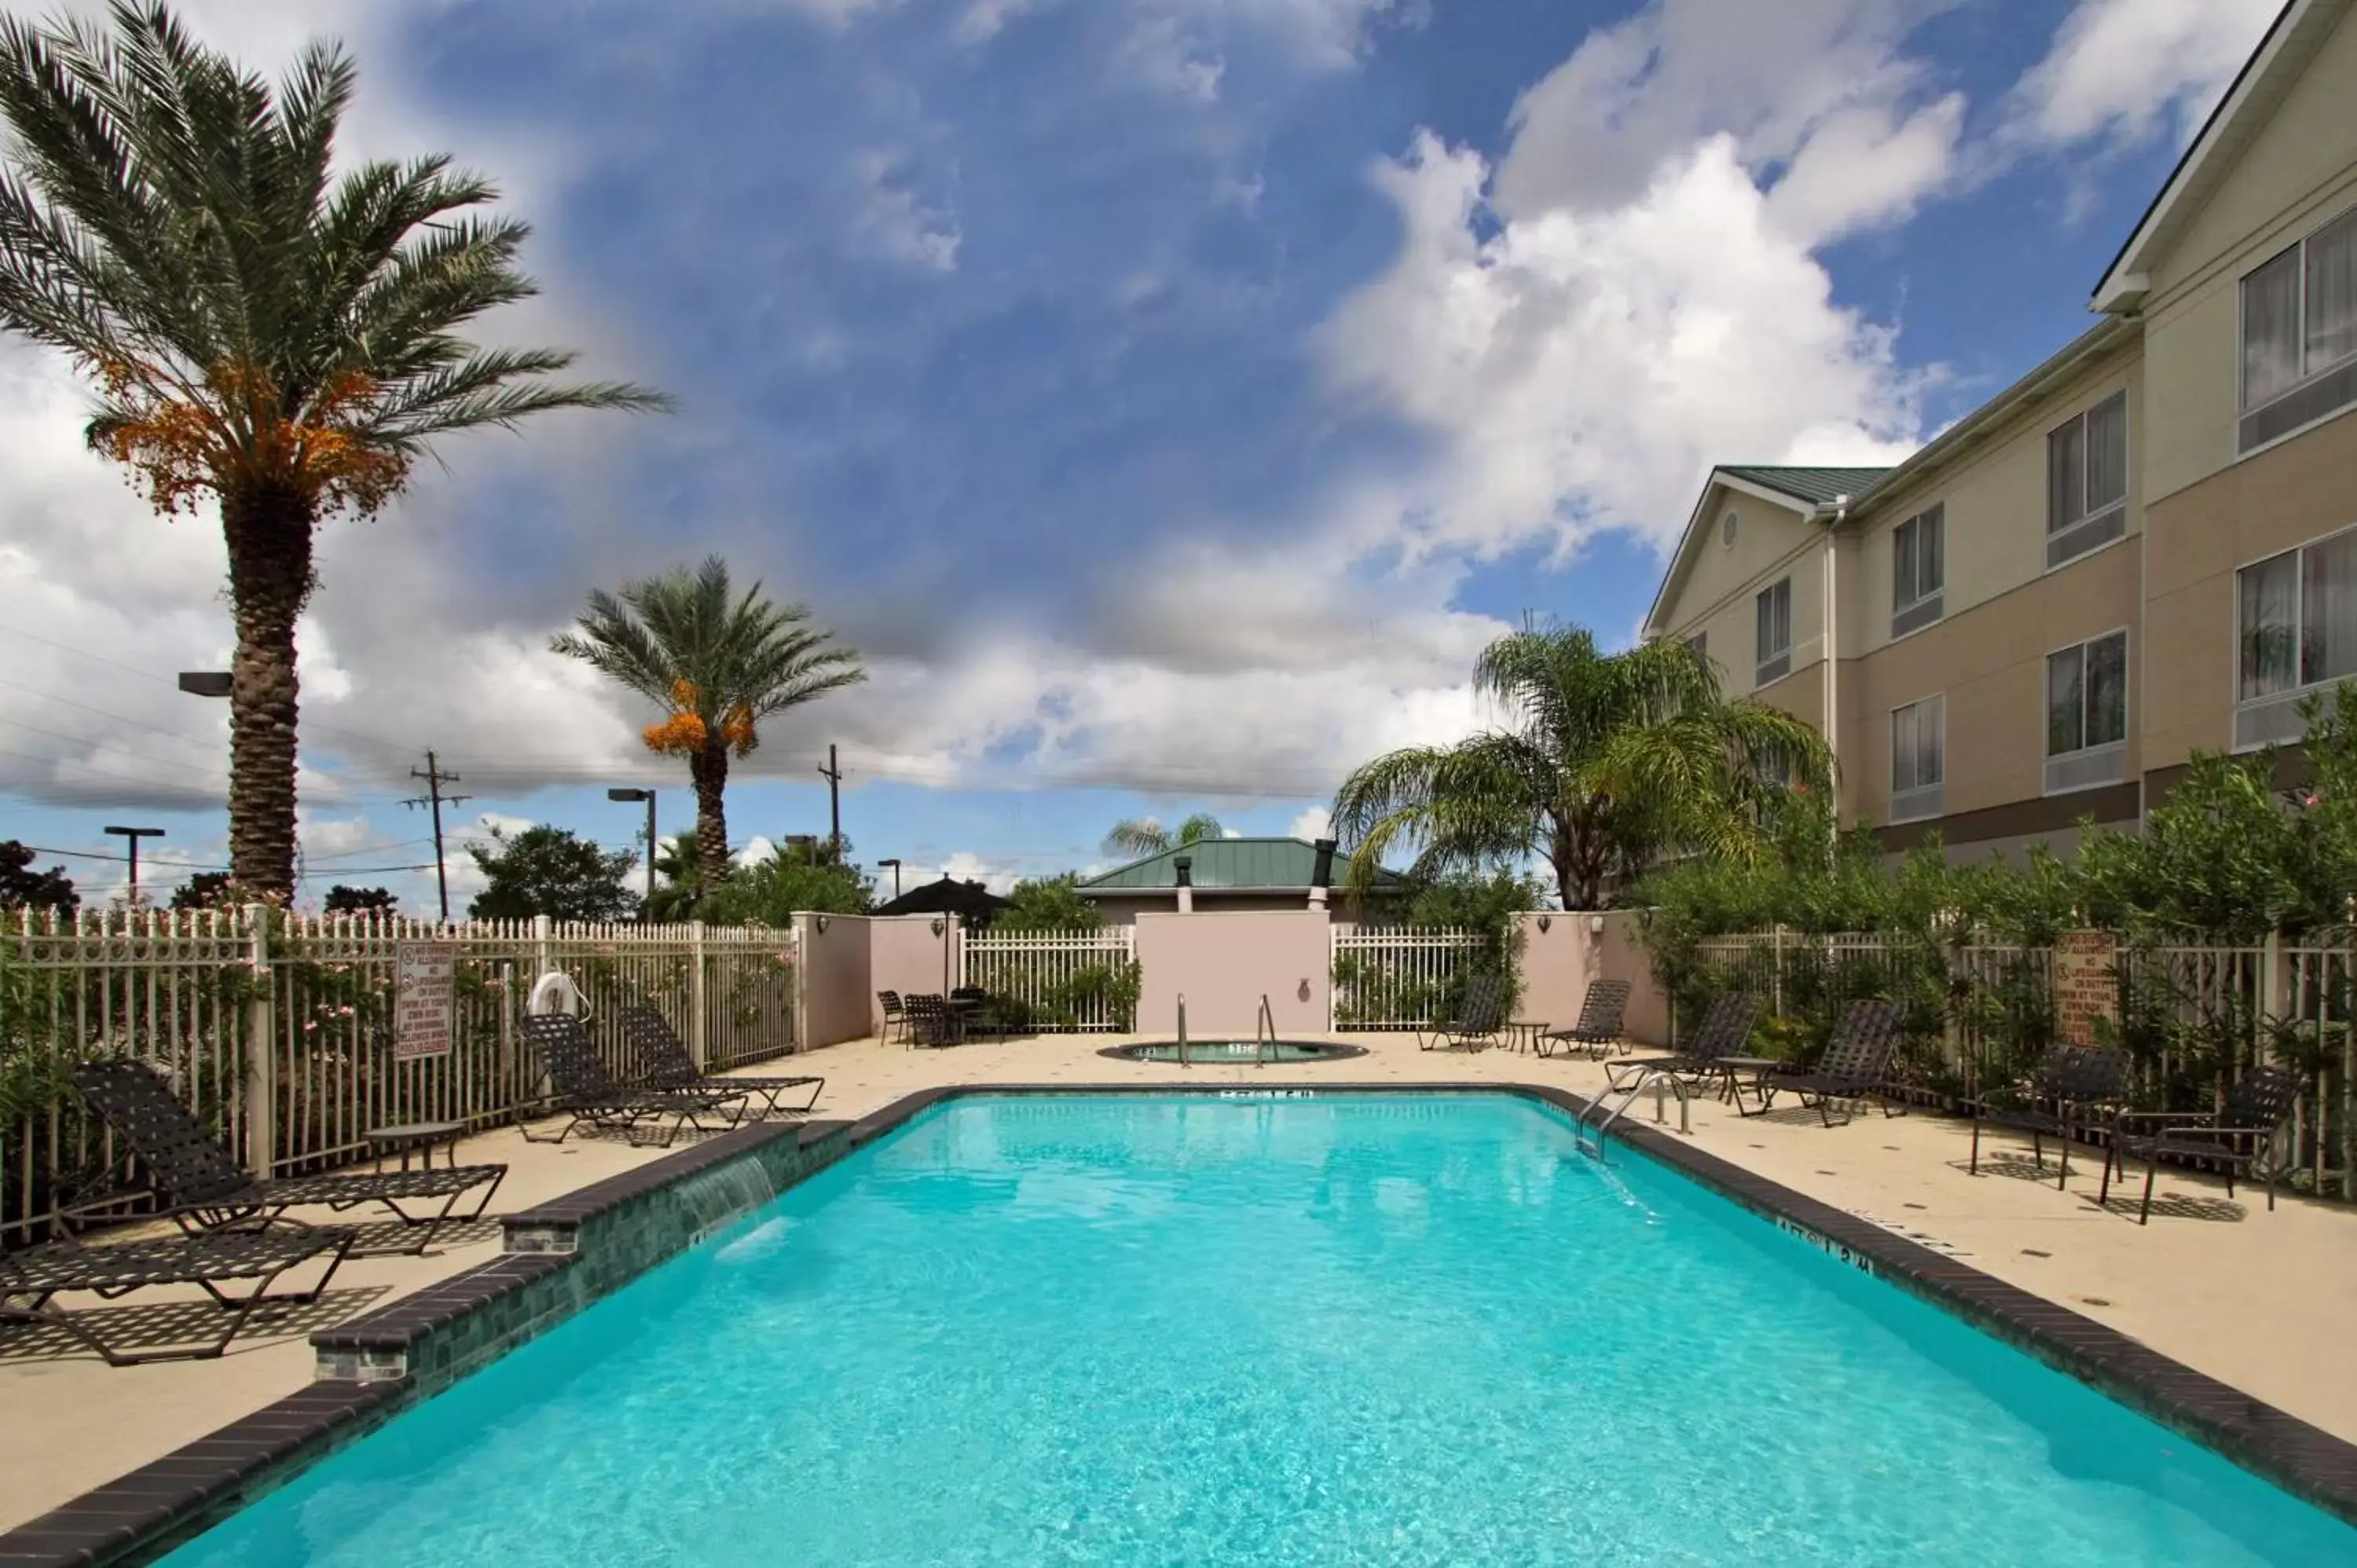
[401,751,471,921]
[102,826,163,906]
[817,744,844,860]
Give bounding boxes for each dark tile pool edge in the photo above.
[852,1081,2357,1528]
[0,1116,857,1568]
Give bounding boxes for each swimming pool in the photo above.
[1098,1038,1368,1063]
[165,1094,2352,1566]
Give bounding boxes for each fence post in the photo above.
[240,903,276,1180]
[531,914,553,988]
[1771,925,1786,1018]
[688,920,709,1069]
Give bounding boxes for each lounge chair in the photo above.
[1729,998,1902,1126]
[1417,973,1508,1053]
[903,993,965,1049]
[3,1223,354,1365]
[1537,980,1633,1060]
[1968,1046,2131,1189]
[1604,991,1757,1092]
[617,1006,823,1119]
[71,1059,505,1256]
[2099,1064,2306,1225]
[877,990,908,1043]
[518,1013,751,1147]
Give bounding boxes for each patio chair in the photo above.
[517,1013,752,1147]
[617,1006,823,1119]
[70,1059,505,1257]
[2099,1064,2306,1225]
[1729,998,1902,1126]
[1417,973,1508,1053]
[877,990,908,1043]
[1603,991,1757,1092]
[3,1222,355,1366]
[950,986,1008,1040]
[1967,1046,2132,1189]
[1536,980,1634,1060]
[903,993,966,1050]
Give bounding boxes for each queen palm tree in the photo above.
[1102,812,1226,859]
[0,4,666,898]
[1331,626,1832,910]
[552,557,864,889]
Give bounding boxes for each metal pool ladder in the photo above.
[1255,995,1277,1067]
[1176,994,1188,1068]
[1571,1065,1690,1159]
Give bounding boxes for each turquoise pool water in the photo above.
[167,1094,2353,1566]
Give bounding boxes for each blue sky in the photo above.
[0,0,2282,909]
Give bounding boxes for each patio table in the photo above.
[364,1119,467,1173]
[1502,1020,1549,1054]
[1714,1057,1787,1116]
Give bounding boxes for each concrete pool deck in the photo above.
[6,1029,2356,1533]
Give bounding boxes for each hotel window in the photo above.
[2240,206,2357,452]
[2045,631,2128,794]
[1891,504,1945,637]
[2235,524,2357,748]
[1754,577,1791,686]
[1684,630,1707,663]
[2046,391,2128,568]
[1890,694,1945,823]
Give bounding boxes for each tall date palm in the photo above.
[0,4,667,898]
[552,557,865,892]
[1332,626,1833,910]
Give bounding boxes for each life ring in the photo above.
[527,970,583,1017]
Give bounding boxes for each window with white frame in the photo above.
[2235,523,2357,747]
[1891,504,1945,637]
[1890,694,1945,823]
[1754,577,1791,686]
[1684,630,1707,663]
[2046,391,2128,568]
[2045,631,2128,793]
[2240,206,2357,452]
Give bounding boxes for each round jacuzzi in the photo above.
[1096,1039,1368,1064]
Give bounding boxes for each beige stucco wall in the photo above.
[1656,485,1827,696]
[1134,909,1331,1037]
[2143,406,2357,768]
[870,914,957,1032]
[1840,535,2143,824]
[1848,353,2143,658]
[2142,9,2357,504]
[794,912,874,1050]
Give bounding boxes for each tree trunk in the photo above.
[689,743,731,889]
[221,482,316,901]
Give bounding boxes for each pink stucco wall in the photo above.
[1511,910,1671,1047]
[870,914,958,1034]
[1135,910,1332,1036]
[794,913,874,1050]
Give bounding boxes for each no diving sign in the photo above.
[394,943,457,1061]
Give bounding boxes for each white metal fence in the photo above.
[958,927,1138,1031]
[1,907,800,1242]
[1682,925,2351,1198]
[1330,925,1488,1029]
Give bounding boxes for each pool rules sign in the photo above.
[394,943,458,1061]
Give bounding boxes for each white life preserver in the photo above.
[526,970,583,1017]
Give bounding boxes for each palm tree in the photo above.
[0,5,667,898]
[1331,626,1831,910]
[1102,812,1226,859]
[552,557,864,889]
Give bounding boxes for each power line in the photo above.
[401,751,469,921]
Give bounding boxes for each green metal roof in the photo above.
[1717,465,1893,506]
[1078,837,1407,892]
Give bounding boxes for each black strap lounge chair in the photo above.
[519,1013,750,1146]
[904,994,965,1050]
[1731,998,1902,1125]
[71,1059,504,1257]
[617,1007,823,1119]
[877,990,908,1043]
[1417,974,1508,1053]
[1538,980,1633,1060]
[1968,1046,2132,1189]
[1604,992,1757,1092]
[2099,1064,2306,1225]
[3,1224,354,1366]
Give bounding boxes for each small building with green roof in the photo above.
[1076,837,1410,925]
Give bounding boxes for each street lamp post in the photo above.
[102,826,164,906]
[877,858,902,899]
[607,789,657,914]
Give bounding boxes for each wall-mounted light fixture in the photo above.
[930,917,946,937]
[1589,914,1606,936]
[815,914,831,934]
[1535,914,1552,934]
